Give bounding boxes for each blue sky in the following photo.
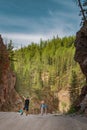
[0,0,80,48]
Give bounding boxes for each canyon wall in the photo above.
[74,21,87,114]
[0,35,22,111]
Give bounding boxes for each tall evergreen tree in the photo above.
[6,40,15,69]
[75,0,87,25]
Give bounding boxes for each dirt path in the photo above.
[0,112,87,130]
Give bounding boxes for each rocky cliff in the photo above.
[74,21,87,114]
[74,21,87,81]
[0,35,22,111]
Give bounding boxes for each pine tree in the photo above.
[74,0,87,25]
[6,40,15,69]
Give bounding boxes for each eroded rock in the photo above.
[74,21,87,113]
[0,35,22,111]
[74,21,87,80]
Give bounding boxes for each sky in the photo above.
[0,0,80,49]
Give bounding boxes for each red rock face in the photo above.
[0,35,22,111]
[74,21,87,113]
[74,21,87,81]
[0,35,9,82]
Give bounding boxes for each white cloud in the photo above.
[2,33,50,48]
[2,33,44,41]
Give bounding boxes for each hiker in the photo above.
[22,96,32,116]
[40,100,45,115]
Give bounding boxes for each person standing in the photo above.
[40,100,45,115]
[23,96,32,116]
